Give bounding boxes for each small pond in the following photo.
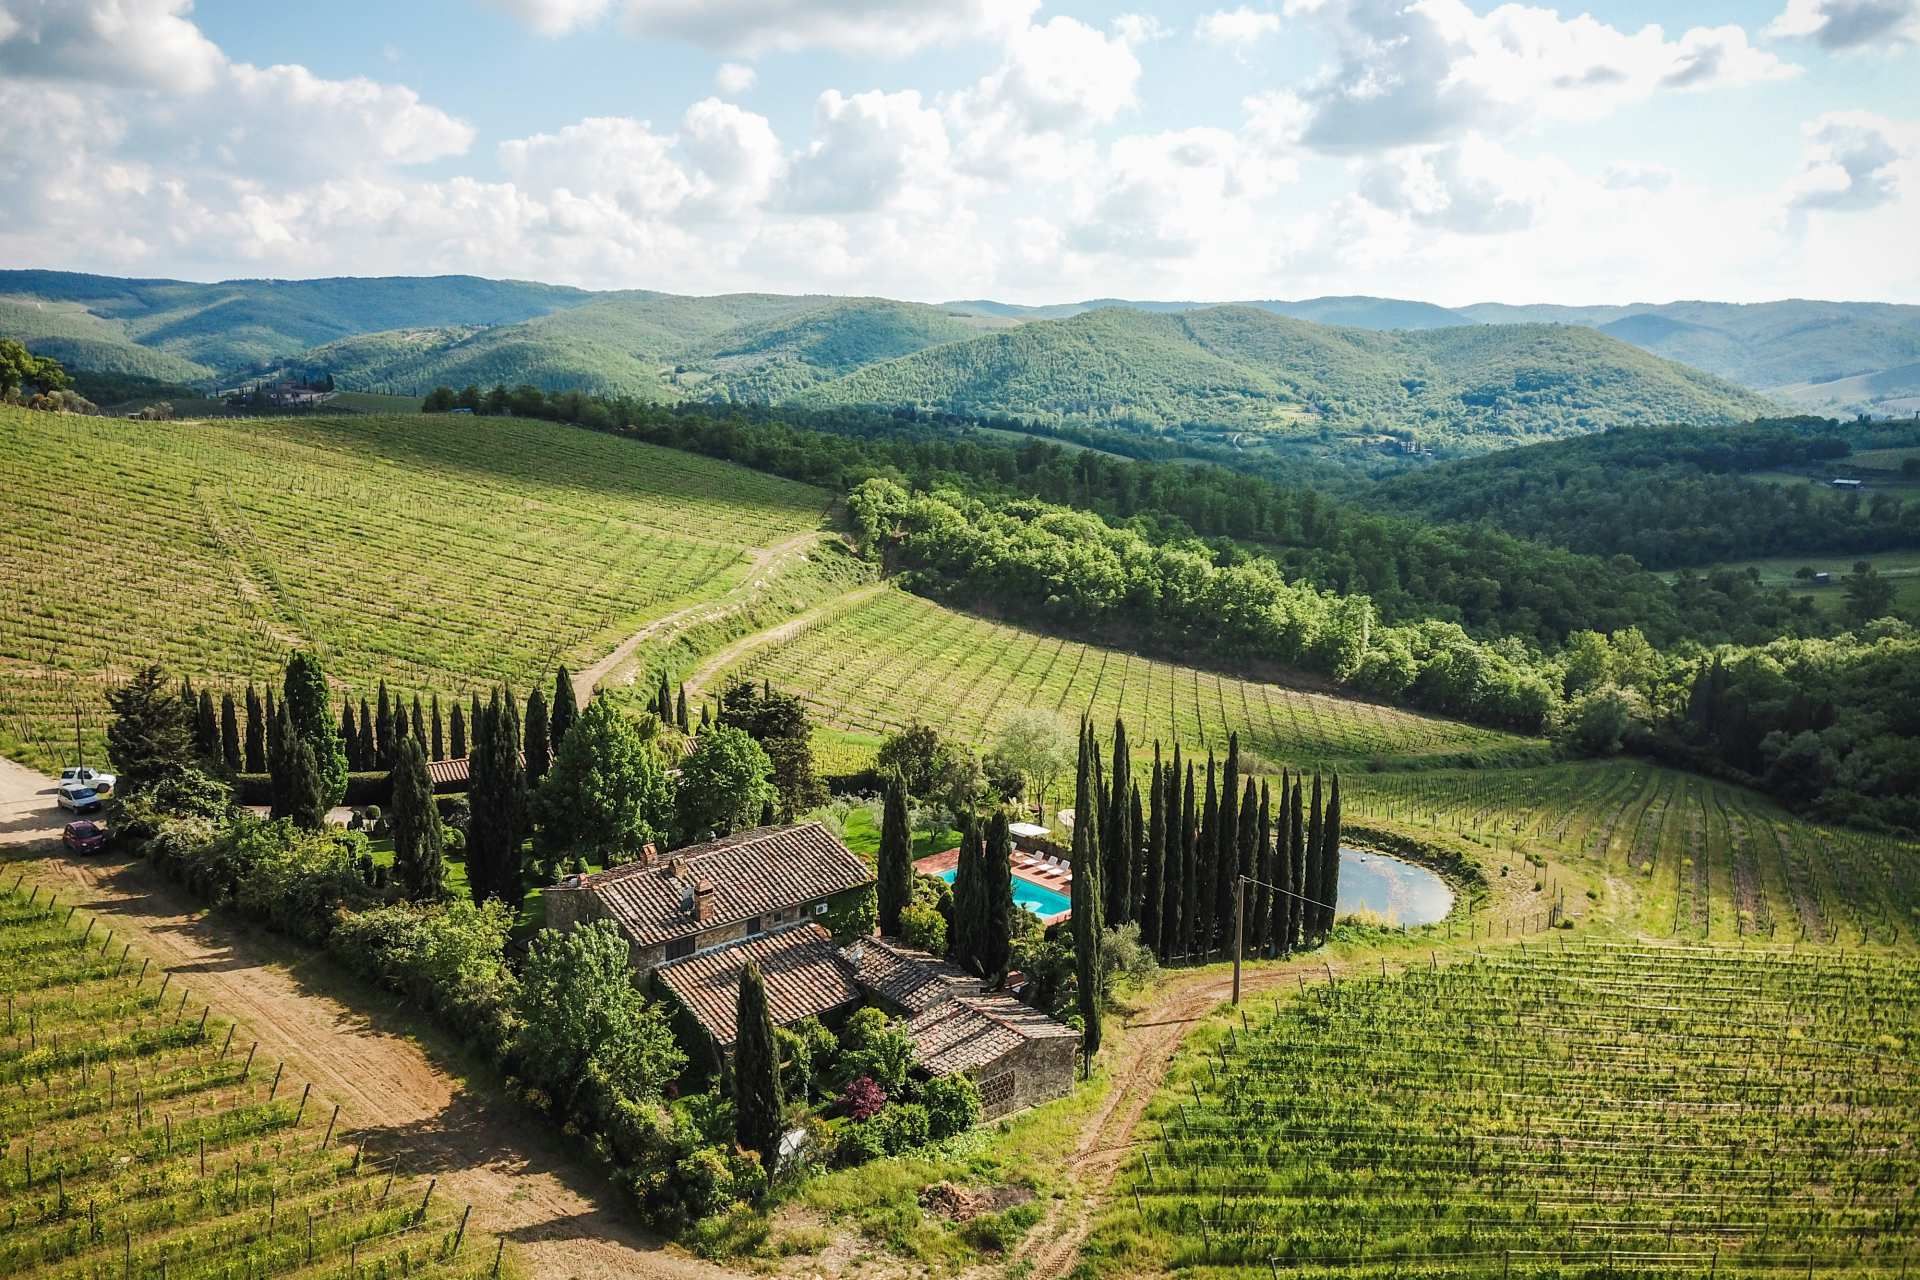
[1337,846,1453,926]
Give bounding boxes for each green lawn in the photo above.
[1678,550,1920,616]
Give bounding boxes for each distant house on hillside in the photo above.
[1831,478,1864,489]
[542,823,874,980]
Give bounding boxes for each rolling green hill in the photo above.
[792,305,1774,448]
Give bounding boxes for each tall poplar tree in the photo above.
[220,692,241,773]
[1178,758,1197,960]
[244,683,265,773]
[1102,719,1132,924]
[1319,773,1343,936]
[949,814,980,969]
[1069,719,1104,1064]
[1140,748,1164,953]
[982,810,1014,983]
[1288,772,1307,952]
[525,686,552,785]
[390,736,446,901]
[876,772,912,938]
[1251,781,1272,958]
[733,961,782,1164]
[1305,771,1325,941]
[1214,734,1240,953]
[1196,756,1219,958]
[550,666,578,751]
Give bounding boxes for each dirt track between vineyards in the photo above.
[0,756,730,1280]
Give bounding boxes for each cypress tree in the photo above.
[1069,719,1104,1065]
[1320,773,1343,935]
[468,690,528,908]
[283,651,347,806]
[269,704,327,830]
[469,692,483,751]
[675,684,690,732]
[1196,756,1218,958]
[1214,734,1240,954]
[876,772,912,937]
[340,698,359,771]
[1251,781,1272,958]
[1128,781,1143,919]
[982,810,1014,983]
[412,694,426,745]
[194,689,218,760]
[1178,758,1197,960]
[525,686,551,785]
[244,683,265,773]
[733,961,783,1163]
[1140,749,1164,952]
[265,685,276,727]
[550,667,578,751]
[1102,720,1131,924]
[655,671,673,725]
[1234,776,1257,950]
[949,814,980,968]
[1288,772,1307,952]
[357,699,374,774]
[376,681,394,771]
[1305,771,1325,941]
[220,692,241,773]
[181,674,195,719]
[431,694,445,762]
[390,736,445,901]
[449,701,467,761]
[700,702,712,730]
[1158,743,1181,961]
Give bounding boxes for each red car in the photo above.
[62,820,107,854]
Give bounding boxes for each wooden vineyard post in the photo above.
[322,1103,340,1149]
[1232,876,1246,1006]
[453,1204,472,1255]
[492,1238,506,1278]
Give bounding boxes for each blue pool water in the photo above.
[1337,847,1452,926]
[939,867,1072,918]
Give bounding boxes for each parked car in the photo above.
[63,820,107,854]
[60,766,115,796]
[56,781,103,812]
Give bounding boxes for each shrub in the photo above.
[327,899,520,1055]
[873,1102,930,1155]
[899,899,947,954]
[838,1075,886,1121]
[834,1119,886,1167]
[838,1008,915,1093]
[922,1073,981,1139]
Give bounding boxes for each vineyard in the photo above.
[1107,943,1920,1279]
[1344,761,1920,948]
[0,407,830,768]
[0,874,512,1280]
[710,587,1531,769]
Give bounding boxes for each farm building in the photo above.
[655,927,1078,1120]
[542,822,874,981]
[1831,478,1864,489]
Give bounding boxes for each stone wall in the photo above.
[969,1035,1077,1121]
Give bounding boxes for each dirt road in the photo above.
[0,757,729,1280]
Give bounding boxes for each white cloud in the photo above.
[1603,162,1675,192]
[615,0,1033,56]
[786,89,955,215]
[220,64,474,174]
[1357,136,1541,233]
[1196,7,1283,54]
[1070,127,1285,259]
[0,0,224,90]
[714,61,755,94]
[945,13,1146,181]
[482,0,611,36]
[1290,0,1798,152]
[1787,111,1913,213]
[1766,0,1919,49]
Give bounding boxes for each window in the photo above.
[979,1072,1016,1110]
[813,902,828,916]
[664,936,695,961]
[747,916,765,936]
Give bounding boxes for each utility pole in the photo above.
[75,707,83,767]
[1231,876,1246,1006]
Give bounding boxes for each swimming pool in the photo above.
[938,867,1072,919]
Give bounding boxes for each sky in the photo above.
[0,0,1916,304]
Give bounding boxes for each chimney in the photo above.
[667,855,686,879]
[636,841,658,868]
[693,879,715,924]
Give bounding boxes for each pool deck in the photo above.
[913,845,1073,926]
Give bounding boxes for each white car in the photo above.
[56,781,104,813]
[60,766,115,796]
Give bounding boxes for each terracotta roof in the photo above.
[561,823,872,948]
[906,992,1078,1076]
[426,756,470,787]
[654,925,861,1048]
[848,938,1075,1075]
[843,937,984,1013]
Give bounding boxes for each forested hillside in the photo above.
[796,306,1772,447]
[1371,420,1920,567]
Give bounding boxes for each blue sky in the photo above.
[1,0,1915,303]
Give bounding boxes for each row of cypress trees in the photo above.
[1086,719,1344,963]
[875,771,1020,983]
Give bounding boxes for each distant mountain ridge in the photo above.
[2,269,1912,427]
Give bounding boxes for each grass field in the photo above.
[1096,942,1920,1279]
[1672,551,1920,617]
[1346,759,1920,948]
[0,408,831,768]
[708,587,1534,773]
[0,875,512,1280]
